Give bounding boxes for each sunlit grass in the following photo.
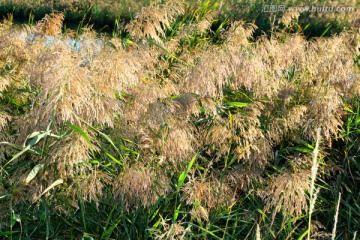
[0,0,359,239]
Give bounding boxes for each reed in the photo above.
[0,1,359,238]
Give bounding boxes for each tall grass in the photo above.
[1,0,359,37]
[0,0,359,239]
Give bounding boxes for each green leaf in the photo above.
[297,229,309,240]
[320,25,332,37]
[106,152,123,166]
[77,160,99,166]
[98,131,120,152]
[66,122,91,144]
[42,179,63,195]
[10,210,21,227]
[101,218,122,239]
[27,131,52,146]
[150,208,160,222]
[224,101,248,107]
[0,231,20,237]
[4,130,51,167]
[34,179,64,202]
[25,164,44,184]
[293,147,313,153]
[152,218,162,228]
[0,194,13,199]
[173,204,181,222]
[344,107,354,113]
[177,153,197,191]
[191,223,222,239]
[147,38,182,62]
[296,138,314,149]
[117,144,138,154]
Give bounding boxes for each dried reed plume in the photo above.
[113,165,170,211]
[183,177,235,222]
[308,128,321,240]
[36,12,64,36]
[126,0,184,46]
[0,3,359,238]
[262,167,311,220]
[331,192,341,240]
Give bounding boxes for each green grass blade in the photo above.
[25,164,44,184]
[177,153,197,191]
[66,122,91,144]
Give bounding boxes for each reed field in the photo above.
[0,0,359,239]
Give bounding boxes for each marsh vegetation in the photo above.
[0,0,359,239]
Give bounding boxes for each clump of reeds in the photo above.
[0,1,359,238]
[125,0,185,46]
[36,11,64,36]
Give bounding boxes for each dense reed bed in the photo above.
[0,1,359,239]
